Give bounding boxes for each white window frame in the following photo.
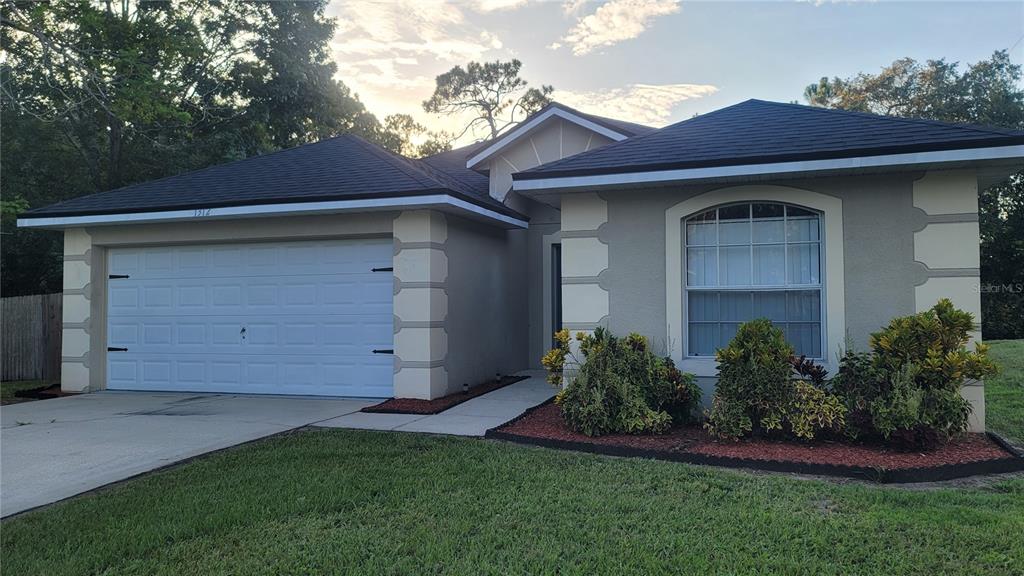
[665,185,845,377]
[683,202,825,359]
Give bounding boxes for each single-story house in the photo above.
[19,99,1024,431]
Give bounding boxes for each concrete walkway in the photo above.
[316,370,555,436]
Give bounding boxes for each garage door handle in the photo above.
[107,347,128,352]
[109,274,130,279]
[372,349,394,354]
[371,267,393,272]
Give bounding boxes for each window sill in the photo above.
[679,357,837,379]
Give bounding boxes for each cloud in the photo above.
[554,83,718,126]
[472,0,531,12]
[554,0,679,56]
[326,0,505,132]
[561,0,590,15]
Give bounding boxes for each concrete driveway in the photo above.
[1,392,374,518]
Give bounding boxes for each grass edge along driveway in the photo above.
[3,427,1023,576]
[3,339,1023,575]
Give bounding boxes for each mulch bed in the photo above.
[12,383,75,401]
[362,375,529,415]
[487,401,1024,483]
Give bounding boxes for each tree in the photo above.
[804,51,1024,338]
[423,59,553,141]
[227,1,383,153]
[378,114,452,158]
[0,0,394,297]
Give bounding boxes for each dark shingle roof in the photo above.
[515,99,1024,180]
[22,134,521,219]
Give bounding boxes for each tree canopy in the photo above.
[0,0,439,296]
[805,50,1024,339]
[423,59,553,141]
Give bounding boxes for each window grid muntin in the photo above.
[685,202,824,357]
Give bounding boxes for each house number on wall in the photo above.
[193,208,213,217]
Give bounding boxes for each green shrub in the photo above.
[832,299,998,448]
[541,328,700,436]
[706,319,846,441]
[788,380,846,440]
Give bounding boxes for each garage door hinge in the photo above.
[107,347,128,352]
[108,274,130,279]
[371,267,393,272]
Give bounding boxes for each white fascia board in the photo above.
[512,144,1024,192]
[17,194,529,230]
[466,107,629,169]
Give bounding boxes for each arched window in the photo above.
[685,202,823,357]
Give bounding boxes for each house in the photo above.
[18,100,1024,431]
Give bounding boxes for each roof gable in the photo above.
[465,101,653,169]
[515,99,1024,180]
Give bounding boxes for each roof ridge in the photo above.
[749,99,1023,136]
[343,134,449,190]
[512,99,751,174]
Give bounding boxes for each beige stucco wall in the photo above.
[556,169,987,431]
[486,119,613,202]
[61,209,531,400]
[911,169,985,431]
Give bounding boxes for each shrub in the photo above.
[788,380,846,440]
[541,328,700,436]
[706,319,846,441]
[832,299,998,448]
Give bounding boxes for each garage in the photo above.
[105,238,394,397]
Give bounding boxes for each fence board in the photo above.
[2,293,63,382]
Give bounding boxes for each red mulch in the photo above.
[362,375,528,415]
[498,402,1014,470]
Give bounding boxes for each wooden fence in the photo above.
[1,293,62,382]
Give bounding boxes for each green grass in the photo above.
[986,339,1024,444]
[3,429,1023,576]
[3,341,1022,575]
[0,380,49,404]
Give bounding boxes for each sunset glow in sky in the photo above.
[325,0,1024,143]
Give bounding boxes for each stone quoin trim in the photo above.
[392,210,450,399]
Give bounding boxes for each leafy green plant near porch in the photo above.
[832,298,998,449]
[705,319,846,441]
[541,328,701,436]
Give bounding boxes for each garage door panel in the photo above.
[108,353,393,396]
[109,276,390,316]
[108,240,392,280]
[107,238,393,397]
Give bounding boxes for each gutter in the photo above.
[512,144,1024,192]
[17,194,529,230]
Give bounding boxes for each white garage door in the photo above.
[106,238,394,397]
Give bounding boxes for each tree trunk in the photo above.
[107,114,123,189]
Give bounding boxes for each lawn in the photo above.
[2,341,1022,575]
[0,380,49,405]
[985,340,1024,444]
[3,428,1023,576]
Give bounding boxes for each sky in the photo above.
[325,0,1024,144]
